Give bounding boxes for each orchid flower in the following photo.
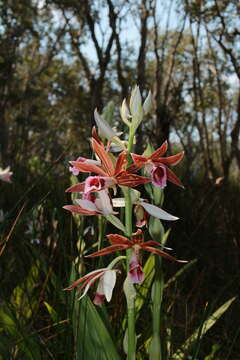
[63,189,116,216]
[85,229,187,265]
[130,141,184,188]
[66,132,150,195]
[0,167,13,183]
[64,268,117,306]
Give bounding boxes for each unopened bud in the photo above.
[120,99,131,126]
[129,85,142,115]
[143,90,152,115]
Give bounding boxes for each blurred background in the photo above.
[0,0,239,359]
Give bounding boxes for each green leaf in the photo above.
[73,295,121,360]
[43,301,58,322]
[143,143,154,157]
[135,255,155,316]
[172,296,237,359]
[164,259,197,289]
[105,214,126,233]
[10,261,40,320]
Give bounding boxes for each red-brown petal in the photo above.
[126,163,141,173]
[63,205,98,216]
[64,270,103,290]
[106,234,131,245]
[154,151,184,166]
[142,245,185,262]
[131,153,148,168]
[92,126,103,145]
[65,182,85,193]
[117,173,151,187]
[114,150,128,175]
[70,161,107,177]
[150,140,168,160]
[142,240,164,247]
[85,244,130,257]
[166,167,185,188]
[92,138,115,176]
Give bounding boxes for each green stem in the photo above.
[125,126,136,360]
[97,215,105,268]
[127,128,135,153]
[127,306,136,360]
[150,256,163,360]
[98,215,104,251]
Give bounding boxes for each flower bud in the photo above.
[129,85,142,115]
[143,90,152,115]
[120,99,131,126]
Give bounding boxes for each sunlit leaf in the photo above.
[105,214,126,233]
[172,296,237,359]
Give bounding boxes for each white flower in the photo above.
[64,268,117,306]
[0,167,13,183]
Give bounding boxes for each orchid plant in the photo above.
[64,86,186,359]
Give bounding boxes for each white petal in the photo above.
[140,202,179,221]
[110,144,125,152]
[120,99,131,126]
[129,86,142,114]
[94,109,117,139]
[75,199,98,212]
[143,90,152,115]
[0,166,13,183]
[85,159,101,166]
[95,276,104,295]
[79,272,103,300]
[102,270,116,302]
[95,190,113,214]
[112,198,126,207]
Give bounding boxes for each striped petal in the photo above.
[154,151,184,166]
[70,161,107,177]
[64,268,105,291]
[131,153,148,168]
[65,182,85,193]
[92,138,115,176]
[117,172,150,187]
[142,246,187,263]
[114,150,128,175]
[106,233,131,245]
[85,244,130,258]
[63,205,98,216]
[166,167,185,188]
[150,141,168,159]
